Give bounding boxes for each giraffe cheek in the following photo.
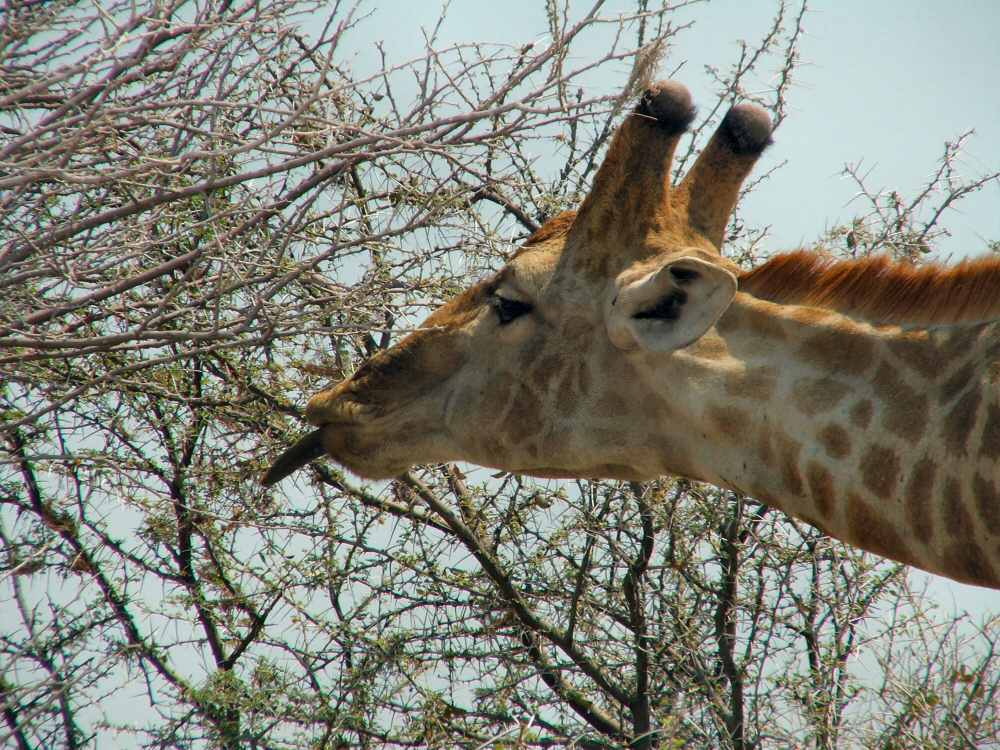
[318,429,376,478]
[413,335,469,381]
[443,371,512,438]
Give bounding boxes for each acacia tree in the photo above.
[2,1,998,748]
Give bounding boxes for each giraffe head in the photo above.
[264,81,773,484]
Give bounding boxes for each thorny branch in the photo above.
[3,1,998,748]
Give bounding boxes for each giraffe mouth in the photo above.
[262,391,378,486]
[265,388,450,483]
[262,420,414,484]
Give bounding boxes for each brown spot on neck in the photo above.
[792,376,852,416]
[724,366,778,402]
[776,432,804,497]
[850,399,873,429]
[798,327,876,378]
[860,445,900,498]
[888,332,942,381]
[805,461,835,519]
[847,493,915,565]
[818,423,851,460]
[944,541,997,588]
[943,388,982,455]
[972,474,1000,535]
[872,362,928,445]
[981,403,1000,460]
[706,404,751,441]
[943,476,973,538]
[942,324,990,361]
[904,458,936,545]
[940,362,977,405]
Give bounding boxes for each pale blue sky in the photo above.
[7,5,995,745]
[728,1,1000,255]
[338,0,1000,257]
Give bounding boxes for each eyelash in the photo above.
[491,294,533,325]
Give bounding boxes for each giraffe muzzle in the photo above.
[305,387,374,427]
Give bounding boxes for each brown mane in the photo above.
[739,249,1000,326]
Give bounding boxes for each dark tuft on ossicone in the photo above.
[635,80,697,135]
[719,103,774,155]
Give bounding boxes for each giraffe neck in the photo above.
[660,294,1000,588]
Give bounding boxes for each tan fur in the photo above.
[520,211,576,249]
[266,79,1000,589]
[740,250,1000,326]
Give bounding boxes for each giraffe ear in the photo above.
[606,256,737,352]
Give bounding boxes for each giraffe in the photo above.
[264,80,1000,590]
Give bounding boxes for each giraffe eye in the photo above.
[491,294,532,325]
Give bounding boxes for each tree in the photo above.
[2,1,998,747]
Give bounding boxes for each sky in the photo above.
[726,1,1000,257]
[6,4,996,745]
[328,0,1000,615]
[338,0,1000,258]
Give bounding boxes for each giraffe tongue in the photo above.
[262,429,325,486]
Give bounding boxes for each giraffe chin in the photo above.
[261,423,414,484]
[314,425,414,480]
[337,461,411,481]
